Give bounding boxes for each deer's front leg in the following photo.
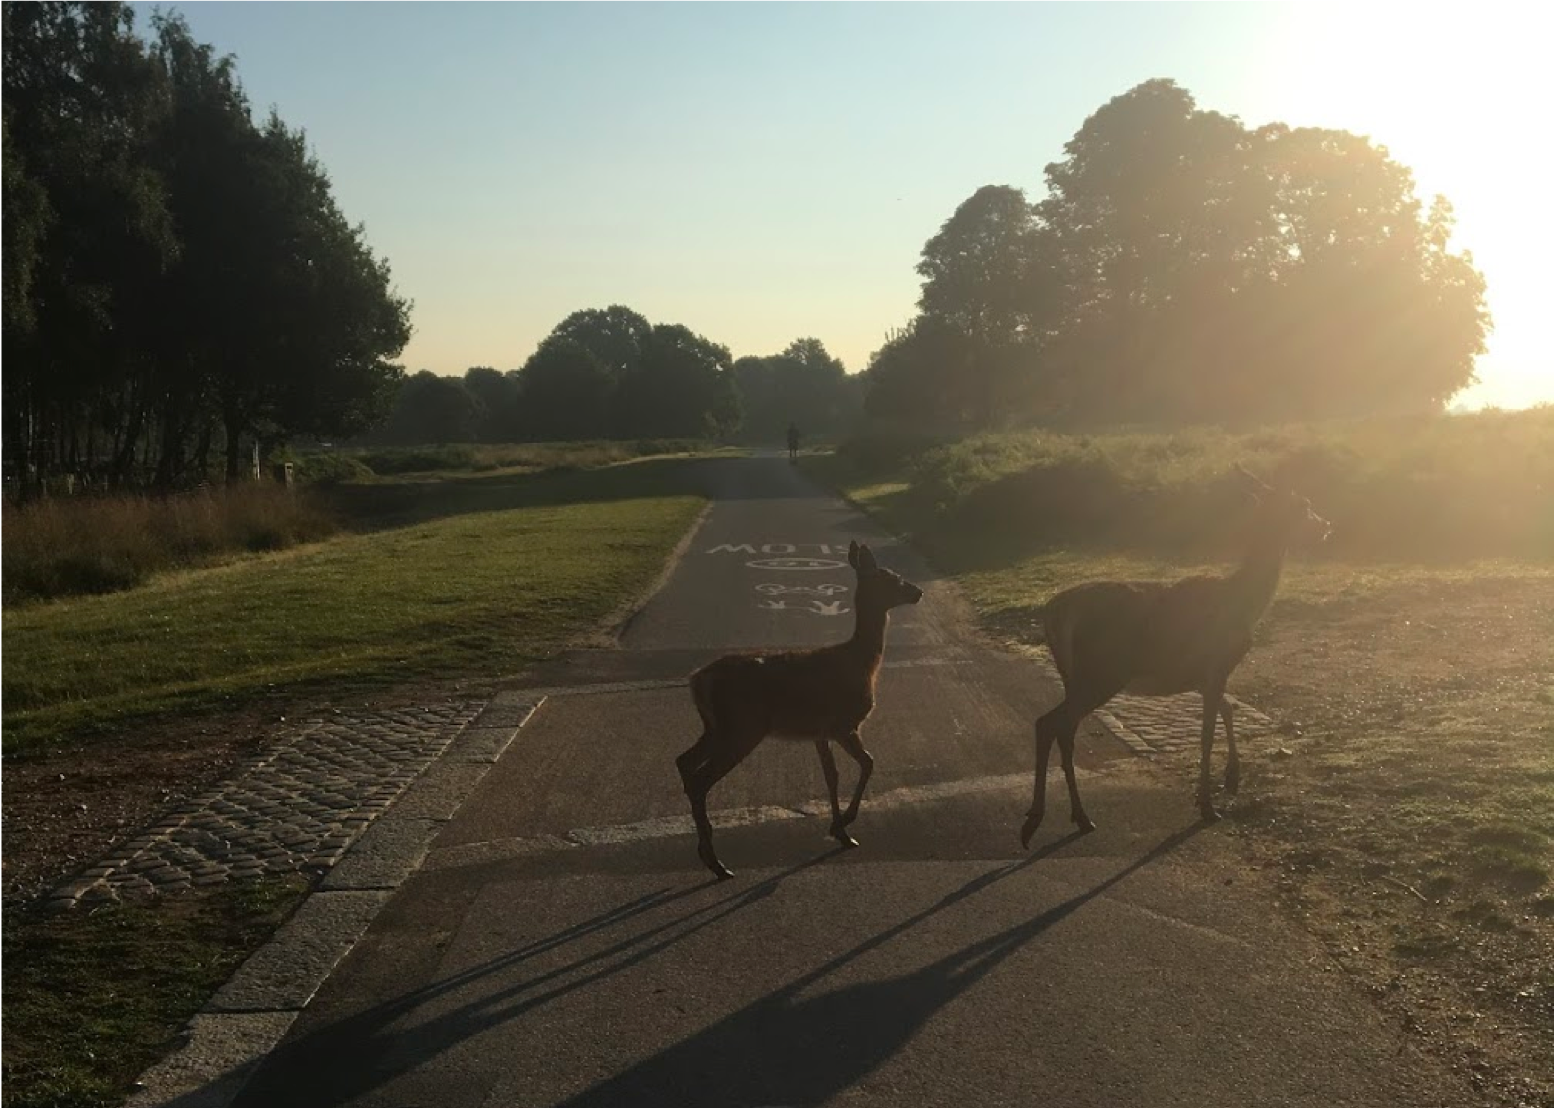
[834,731,873,844]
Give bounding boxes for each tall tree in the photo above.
[2,4,411,485]
[463,366,522,441]
[733,338,856,443]
[860,318,981,429]
[380,371,482,445]
[1026,79,1489,423]
[515,338,615,440]
[2,1,176,487]
[618,324,739,439]
[917,185,1051,425]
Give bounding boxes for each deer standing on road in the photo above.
[677,541,923,879]
[1021,468,1330,846]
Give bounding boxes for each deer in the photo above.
[676,540,924,879]
[1020,467,1330,848]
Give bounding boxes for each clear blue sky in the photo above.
[133,2,1549,409]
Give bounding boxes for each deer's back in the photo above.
[1043,575,1260,695]
[694,646,879,738]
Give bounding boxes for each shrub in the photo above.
[836,408,1554,561]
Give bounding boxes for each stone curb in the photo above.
[124,696,543,1108]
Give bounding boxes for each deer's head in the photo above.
[1236,466,1331,546]
[848,541,924,611]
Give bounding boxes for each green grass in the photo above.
[325,438,732,478]
[3,462,705,752]
[2,877,309,1108]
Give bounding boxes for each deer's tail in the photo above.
[1035,598,1076,684]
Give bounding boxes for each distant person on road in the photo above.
[786,422,801,463]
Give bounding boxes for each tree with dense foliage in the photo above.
[378,371,483,445]
[512,308,739,442]
[732,338,858,444]
[870,79,1489,430]
[462,366,522,441]
[514,339,615,440]
[619,324,740,439]
[915,185,1059,425]
[1,3,410,489]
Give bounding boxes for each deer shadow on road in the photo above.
[551,824,1201,1108]
[220,824,1195,1108]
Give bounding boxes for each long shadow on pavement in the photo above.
[223,825,1194,1107]
[231,849,848,1107]
[554,824,1203,1108]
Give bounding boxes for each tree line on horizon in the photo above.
[370,79,1495,446]
[374,309,861,448]
[4,4,1492,490]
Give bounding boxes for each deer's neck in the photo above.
[1228,528,1289,625]
[847,605,891,667]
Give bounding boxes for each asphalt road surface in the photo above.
[234,454,1474,1108]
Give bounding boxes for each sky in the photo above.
[133,2,1550,410]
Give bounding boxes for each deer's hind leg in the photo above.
[1022,678,1123,849]
[1058,727,1094,834]
[676,732,712,790]
[1219,699,1240,795]
[684,723,766,880]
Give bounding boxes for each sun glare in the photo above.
[1259,4,1549,407]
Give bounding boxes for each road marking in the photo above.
[758,598,851,616]
[423,770,1080,870]
[706,542,852,555]
[746,556,846,571]
[755,583,848,596]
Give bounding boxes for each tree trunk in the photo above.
[225,411,244,481]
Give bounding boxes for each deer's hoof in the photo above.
[830,825,860,849]
[1020,811,1044,850]
[1073,814,1097,834]
[1199,803,1222,824]
[1224,766,1241,795]
[698,840,733,880]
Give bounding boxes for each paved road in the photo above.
[234,455,1474,1108]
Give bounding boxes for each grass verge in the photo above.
[3,460,706,753]
[2,876,309,1108]
[318,438,731,478]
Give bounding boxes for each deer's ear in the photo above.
[857,543,878,572]
[848,540,860,569]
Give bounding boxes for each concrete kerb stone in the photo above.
[207,890,392,1013]
[125,697,545,1108]
[124,1012,301,1108]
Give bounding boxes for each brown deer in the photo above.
[1020,468,1330,847]
[677,541,923,879]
